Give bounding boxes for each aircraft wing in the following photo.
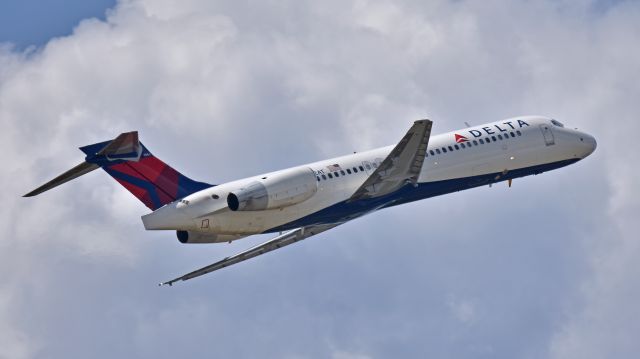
[349,119,432,201]
[160,223,340,286]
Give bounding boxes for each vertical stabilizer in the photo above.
[24,131,213,210]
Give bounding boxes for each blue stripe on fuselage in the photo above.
[104,167,163,209]
[264,158,580,233]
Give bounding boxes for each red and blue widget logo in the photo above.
[454,134,469,143]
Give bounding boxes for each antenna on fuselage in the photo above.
[464,121,471,127]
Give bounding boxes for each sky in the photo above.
[0,0,116,50]
[0,0,639,358]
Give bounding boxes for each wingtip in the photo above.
[23,190,40,197]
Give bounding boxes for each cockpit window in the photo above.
[551,119,564,127]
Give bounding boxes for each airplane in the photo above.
[24,116,596,286]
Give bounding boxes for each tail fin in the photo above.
[24,131,213,210]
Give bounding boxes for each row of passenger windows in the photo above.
[316,164,375,182]
[427,130,522,156]
[315,130,523,182]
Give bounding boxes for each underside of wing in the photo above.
[160,223,339,286]
[349,119,432,201]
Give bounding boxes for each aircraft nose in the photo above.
[579,133,597,158]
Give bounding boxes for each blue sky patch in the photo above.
[0,0,116,49]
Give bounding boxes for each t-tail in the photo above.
[23,131,213,210]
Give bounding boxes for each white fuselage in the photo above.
[142,116,596,241]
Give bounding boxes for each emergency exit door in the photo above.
[540,124,555,146]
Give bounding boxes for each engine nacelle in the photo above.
[176,230,245,244]
[227,167,318,211]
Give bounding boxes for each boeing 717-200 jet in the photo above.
[24,116,596,286]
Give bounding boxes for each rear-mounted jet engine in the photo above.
[227,167,318,211]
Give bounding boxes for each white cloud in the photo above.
[0,292,38,359]
[0,0,639,358]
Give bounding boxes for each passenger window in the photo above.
[460,143,466,148]
[436,149,441,154]
[448,146,454,151]
[347,169,352,174]
[335,172,340,177]
[359,166,365,171]
[365,164,371,170]
[454,144,460,150]
[479,139,485,144]
[321,174,327,180]
[430,150,435,156]
[485,138,491,143]
[491,136,497,142]
[498,134,503,140]
[353,167,358,173]
[442,147,447,153]
[516,130,522,136]
[316,176,320,181]
[473,140,478,145]
[510,132,515,138]
[328,173,333,179]
[340,170,346,176]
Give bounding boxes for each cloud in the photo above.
[1,0,639,358]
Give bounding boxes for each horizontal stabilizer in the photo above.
[96,131,141,161]
[23,161,99,197]
[23,131,140,198]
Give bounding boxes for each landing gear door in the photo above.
[540,124,555,146]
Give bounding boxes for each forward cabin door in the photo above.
[540,124,555,146]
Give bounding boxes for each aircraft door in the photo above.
[540,124,555,146]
